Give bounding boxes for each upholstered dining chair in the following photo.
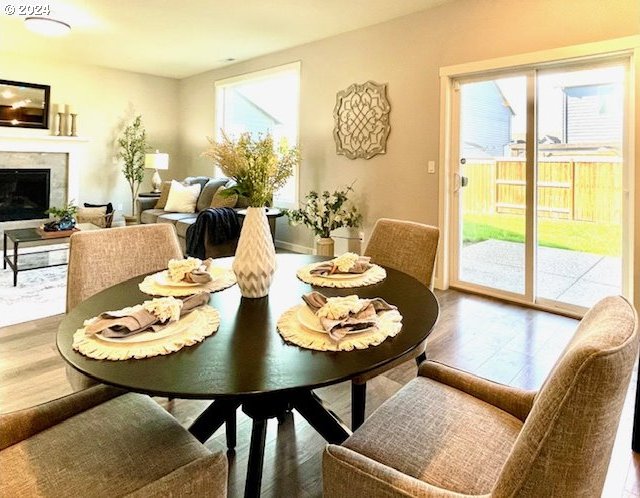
[65,223,183,389]
[324,295,638,498]
[364,218,440,289]
[64,223,238,451]
[0,385,228,497]
[66,223,183,312]
[351,218,440,429]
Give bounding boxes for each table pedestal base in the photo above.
[188,389,351,498]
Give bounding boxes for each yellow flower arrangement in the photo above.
[203,131,300,207]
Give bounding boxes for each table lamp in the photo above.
[145,150,169,193]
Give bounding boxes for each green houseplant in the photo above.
[284,185,362,256]
[44,201,78,231]
[203,131,300,297]
[118,115,148,223]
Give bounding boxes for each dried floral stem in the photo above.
[202,131,300,207]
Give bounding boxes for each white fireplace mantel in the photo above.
[0,134,90,203]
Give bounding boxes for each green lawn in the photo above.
[463,213,621,256]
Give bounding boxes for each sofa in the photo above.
[137,176,277,259]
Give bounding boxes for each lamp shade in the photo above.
[145,151,169,170]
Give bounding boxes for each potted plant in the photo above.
[44,201,78,231]
[203,131,300,297]
[284,185,362,256]
[118,115,148,225]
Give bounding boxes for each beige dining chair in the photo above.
[65,223,183,390]
[64,223,238,450]
[66,223,183,312]
[0,385,228,497]
[324,295,638,498]
[351,218,439,429]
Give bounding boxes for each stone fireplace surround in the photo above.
[0,134,88,248]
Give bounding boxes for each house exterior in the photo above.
[221,88,282,137]
[563,83,623,144]
[460,80,513,158]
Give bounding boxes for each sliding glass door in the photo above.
[535,64,624,310]
[456,74,528,297]
[451,58,628,313]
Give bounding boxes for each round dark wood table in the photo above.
[57,254,439,497]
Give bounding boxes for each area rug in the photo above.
[0,263,67,328]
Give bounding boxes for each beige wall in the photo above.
[177,0,639,251]
[0,53,179,216]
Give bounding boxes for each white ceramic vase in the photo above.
[232,207,277,298]
[315,237,335,257]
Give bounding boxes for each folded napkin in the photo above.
[310,254,372,276]
[85,292,209,338]
[185,258,215,284]
[168,257,214,284]
[302,291,396,342]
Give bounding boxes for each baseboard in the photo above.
[275,239,313,254]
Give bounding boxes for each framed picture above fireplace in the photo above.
[0,79,50,129]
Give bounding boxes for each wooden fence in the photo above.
[462,157,622,224]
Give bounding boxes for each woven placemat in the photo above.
[277,304,402,352]
[139,268,236,297]
[73,305,220,360]
[296,263,386,288]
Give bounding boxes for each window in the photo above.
[214,62,300,207]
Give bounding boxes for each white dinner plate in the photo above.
[311,264,369,280]
[96,309,201,343]
[155,270,201,287]
[320,272,366,280]
[295,304,374,335]
[154,267,224,287]
[296,304,326,333]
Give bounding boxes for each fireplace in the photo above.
[0,169,50,221]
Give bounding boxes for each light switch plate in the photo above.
[428,160,436,173]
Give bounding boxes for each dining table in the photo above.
[57,253,440,497]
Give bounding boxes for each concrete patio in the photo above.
[460,239,621,308]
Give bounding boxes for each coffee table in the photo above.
[3,223,100,286]
[57,254,439,497]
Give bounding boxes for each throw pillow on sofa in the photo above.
[154,181,172,209]
[210,186,238,208]
[197,178,229,211]
[183,176,211,192]
[164,180,201,213]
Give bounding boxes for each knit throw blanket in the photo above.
[186,207,241,259]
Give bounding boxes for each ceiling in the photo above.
[0,0,450,79]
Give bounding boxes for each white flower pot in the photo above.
[232,207,277,298]
[315,237,335,257]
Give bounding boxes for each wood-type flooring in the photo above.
[1,289,637,497]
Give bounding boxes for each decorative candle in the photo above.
[64,104,71,114]
[67,105,77,115]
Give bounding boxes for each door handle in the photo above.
[453,174,469,192]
